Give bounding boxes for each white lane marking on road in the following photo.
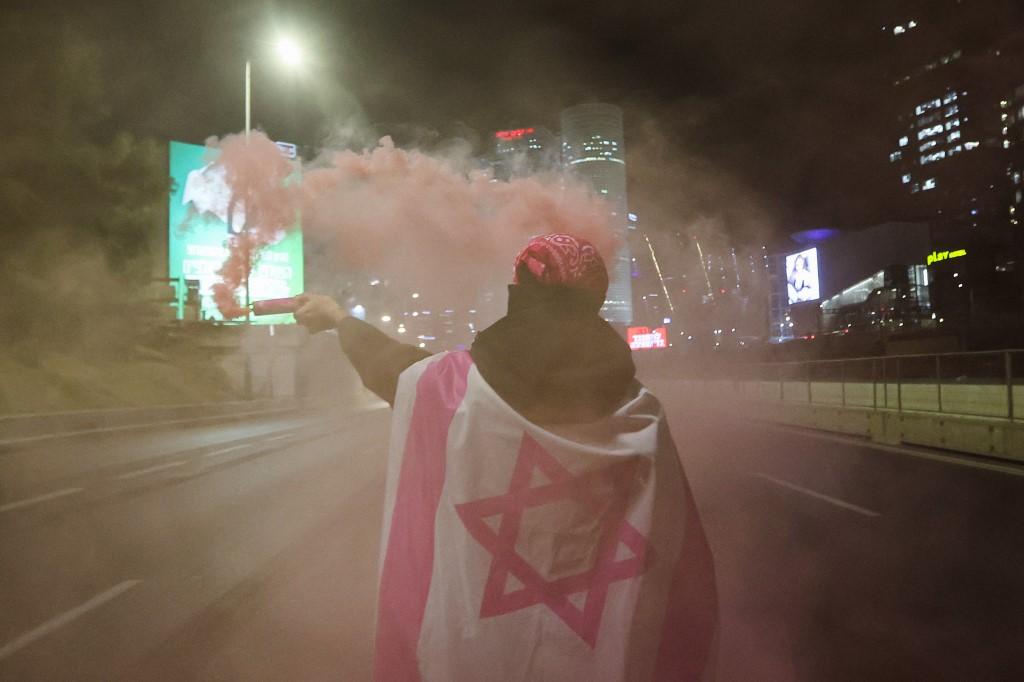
[266,433,292,441]
[203,443,248,458]
[754,473,882,518]
[116,460,187,480]
[0,579,141,661]
[0,487,85,513]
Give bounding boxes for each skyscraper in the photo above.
[492,126,559,179]
[560,103,632,325]
[884,0,1024,323]
[1008,84,1024,228]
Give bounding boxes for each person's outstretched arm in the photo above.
[295,294,430,406]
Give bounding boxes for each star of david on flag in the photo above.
[455,432,655,647]
[373,351,718,682]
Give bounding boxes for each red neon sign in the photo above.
[495,127,535,140]
[627,326,668,350]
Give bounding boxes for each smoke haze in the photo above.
[208,131,617,317]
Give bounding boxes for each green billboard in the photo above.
[168,140,303,324]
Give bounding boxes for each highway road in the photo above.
[1,384,1023,681]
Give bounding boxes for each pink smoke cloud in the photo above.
[207,131,616,318]
[206,133,297,318]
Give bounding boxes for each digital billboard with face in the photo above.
[168,141,303,323]
[785,247,820,304]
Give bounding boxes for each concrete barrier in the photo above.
[663,379,1024,464]
[733,380,1022,418]
[0,399,301,444]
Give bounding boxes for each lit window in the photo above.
[915,99,941,116]
[944,105,959,117]
[899,136,909,147]
[919,140,937,152]
[945,119,960,131]
[948,130,961,142]
[890,151,902,162]
[920,151,946,165]
[943,91,958,104]
[908,20,917,28]
[917,124,945,140]
[964,141,980,150]
[902,174,912,184]
[922,178,937,191]
[894,25,906,35]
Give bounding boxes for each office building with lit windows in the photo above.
[560,103,632,325]
[1008,84,1024,228]
[884,1,1024,326]
[492,126,559,180]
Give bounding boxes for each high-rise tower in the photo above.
[560,103,632,325]
[492,126,559,179]
[884,1,1024,323]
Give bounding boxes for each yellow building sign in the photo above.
[926,248,967,266]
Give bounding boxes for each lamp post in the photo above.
[245,60,252,139]
[241,35,304,323]
[245,36,303,137]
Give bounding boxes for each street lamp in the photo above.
[241,35,304,321]
[245,35,304,138]
[275,37,303,67]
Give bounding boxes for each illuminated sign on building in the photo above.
[926,248,967,265]
[785,247,820,304]
[627,326,668,350]
[495,128,535,140]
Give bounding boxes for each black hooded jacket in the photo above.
[336,284,635,424]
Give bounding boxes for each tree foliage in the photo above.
[0,10,169,348]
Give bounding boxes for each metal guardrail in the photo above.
[723,349,1024,422]
[0,399,301,443]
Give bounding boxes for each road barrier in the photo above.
[0,399,301,445]
[669,349,1024,463]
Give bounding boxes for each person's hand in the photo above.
[294,293,347,333]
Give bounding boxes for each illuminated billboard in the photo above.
[786,247,820,304]
[168,141,303,324]
[627,326,668,350]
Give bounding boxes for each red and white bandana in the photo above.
[512,234,609,297]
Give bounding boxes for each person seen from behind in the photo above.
[296,233,718,681]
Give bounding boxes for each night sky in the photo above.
[34,0,904,243]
